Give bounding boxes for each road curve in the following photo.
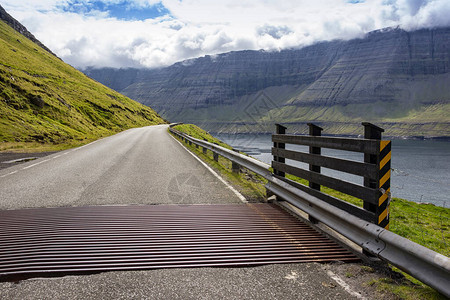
[0,125,242,210]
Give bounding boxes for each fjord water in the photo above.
[215,134,450,208]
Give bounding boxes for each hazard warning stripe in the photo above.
[379,151,391,170]
[378,140,391,229]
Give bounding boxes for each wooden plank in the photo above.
[272,148,378,180]
[272,161,378,204]
[272,134,379,154]
[275,176,375,222]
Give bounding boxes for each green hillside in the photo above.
[0,19,166,152]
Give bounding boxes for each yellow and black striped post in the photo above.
[362,123,392,229]
[377,140,391,229]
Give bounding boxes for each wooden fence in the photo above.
[272,123,391,228]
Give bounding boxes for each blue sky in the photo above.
[59,1,170,20]
[1,0,449,69]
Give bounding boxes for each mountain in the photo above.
[0,5,57,58]
[0,5,166,151]
[85,27,450,138]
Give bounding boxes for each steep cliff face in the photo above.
[84,27,450,137]
[295,28,450,107]
[122,43,346,110]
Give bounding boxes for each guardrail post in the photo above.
[362,122,391,230]
[273,124,287,177]
[378,138,391,230]
[232,149,240,173]
[213,152,219,162]
[307,123,323,191]
[307,123,323,224]
[362,123,383,214]
[202,139,208,154]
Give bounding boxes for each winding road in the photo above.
[0,124,242,210]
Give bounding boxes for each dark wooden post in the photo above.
[202,139,207,154]
[213,152,219,162]
[307,123,323,224]
[273,124,287,177]
[362,122,384,216]
[307,123,323,191]
[232,149,240,173]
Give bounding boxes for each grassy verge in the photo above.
[172,123,449,299]
[1,137,101,153]
[366,266,447,300]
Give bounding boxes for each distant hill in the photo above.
[0,5,166,151]
[85,27,450,138]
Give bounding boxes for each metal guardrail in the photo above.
[169,124,450,297]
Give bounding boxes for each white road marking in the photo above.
[170,134,248,203]
[0,170,18,178]
[1,139,101,177]
[326,270,366,300]
[22,159,50,170]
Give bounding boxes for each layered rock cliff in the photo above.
[84,27,450,137]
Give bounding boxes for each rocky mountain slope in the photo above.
[0,5,57,58]
[0,5,166,151]
[85,27,450,138]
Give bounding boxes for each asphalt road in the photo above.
[0,125,370,299]
[0,125,242,210]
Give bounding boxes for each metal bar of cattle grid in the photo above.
[0,204,358,280]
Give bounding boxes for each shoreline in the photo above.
[210,131,450,141]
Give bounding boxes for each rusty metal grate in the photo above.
[0,204,358,280]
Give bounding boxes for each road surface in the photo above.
[0,125,373,299]
[0,125,241,210]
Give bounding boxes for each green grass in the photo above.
[367,272,447,300]
[173,123,449,299]
[389,198,449,257]
[0,20,166,152]
[172,124,231,149]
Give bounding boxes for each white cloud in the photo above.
[1,0,449,69]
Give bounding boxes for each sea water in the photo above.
[215,133,450,208]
